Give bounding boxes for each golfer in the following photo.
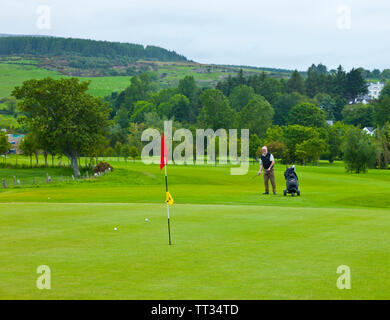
[258,146,277,195]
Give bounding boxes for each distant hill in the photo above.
[0,36,187,62]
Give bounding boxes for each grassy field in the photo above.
[0,158,389,299]
[0,61,133,98]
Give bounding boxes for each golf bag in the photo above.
[283,166,300,197]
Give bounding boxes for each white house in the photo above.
[363,127,375,136]
[367,82,385,100]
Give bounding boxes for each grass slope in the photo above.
[0,159,389,299]
[0,61,132,98]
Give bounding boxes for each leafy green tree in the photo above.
[122,74,151,113]
[331,65,347,98]
[105,147,114,158]
[158,94,191,122]
[249,134,262,158]
[128,123,146,151]
[325,125,343,163]
[13,77,111,177]
[375,123,390,169]
[239,95,274,138]
[288,103,326,127]
[249,73,284,105]
[0,131,10,163]
[130,101,155,123]
[177,76,199,120]
[150,88,176,106]
[121,144,131,162]
[129,146,139,162]
[198,89,236,129]
[343,128,377,173]
[229,85,255,111]
[295,137,327,165]
[114,107,130,129]
[267,140,289,164]
[265,126,285,144]
[286,70,305,94]
[374,96,390,127]
[273,92,308,125]
[114,142,123,161]
[342,104,374,127]
[316,94,337,120]
[19,133,38,167]
[305,65,328,98]
[345,68,368,101]
[284,125,320,163]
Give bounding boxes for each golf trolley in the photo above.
[283,166,301,197]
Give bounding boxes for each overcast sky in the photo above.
[1,0,389,71]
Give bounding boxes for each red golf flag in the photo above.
[160,132,168,170]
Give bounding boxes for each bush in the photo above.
[343,129,377,173]
[93,161,114,174]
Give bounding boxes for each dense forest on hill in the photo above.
[0,36,187,62]
[0,36,188,77]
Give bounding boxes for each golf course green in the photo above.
[0,159,389,299]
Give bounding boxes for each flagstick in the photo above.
[165,163,172,245]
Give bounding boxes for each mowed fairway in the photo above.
[0,161,389,299]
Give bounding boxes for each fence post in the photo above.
[33,178,36,185]
[13,176,16,185]
[2,179,6,188]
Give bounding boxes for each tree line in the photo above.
[6,63,390,176]
[0,36,187,62]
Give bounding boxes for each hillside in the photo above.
[0,36,295,101]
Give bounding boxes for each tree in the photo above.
[325,125,343,163]
[267,141,289,164]
[295,137,327,165]
[248,72,283,105]
[158,94,191,122]
[343,128,377,173]
[177,76,199,121]
[375,123,390,169]
[19,133,38,167]
[121,144,131,162]
[305,64,328,98]
[374,96,390,127]
[114,142,123,161]
[345,68,368,101]
[122,74,151,113]
[129,146,139,162]
[0,131,10,164]
[316,94,337,120]
[229,85,255,111]
[286,70,305,94]
[130,101,155,123]
[342,104,374,127]
[273,92,308,125]
[198,89,236,129]
[288,103,326,127]
[249,134,262,158]
[13,78,111,177]
[239,95,274,138]
[114,107,130,129]
[331,65,347,98]
[284,125,320,163]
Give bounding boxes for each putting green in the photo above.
[0,160,389,299]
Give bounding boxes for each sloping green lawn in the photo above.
[0,161,389,299]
